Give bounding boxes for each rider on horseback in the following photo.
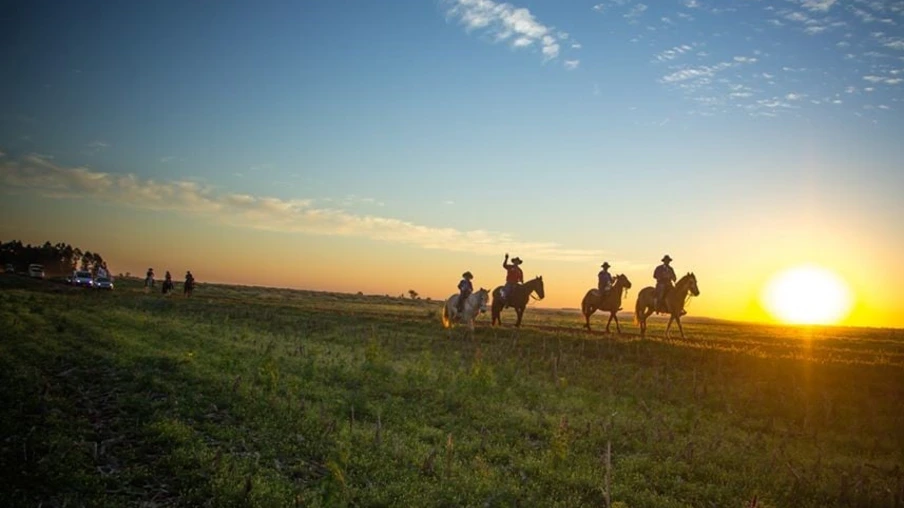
[653,255,677,313]
[162,270,174,294]
[456,271,473,314]
[598,262,613,306]
[501,253,523,303]
[184,271,195,296]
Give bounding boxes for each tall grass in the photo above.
[1,275,902,507]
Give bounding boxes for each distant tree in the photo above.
[80,251,93,271]
[0,240,107,277]
[408,290,419,300]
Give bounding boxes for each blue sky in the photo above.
[2,0,904,323]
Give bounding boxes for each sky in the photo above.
[2,0,903,327]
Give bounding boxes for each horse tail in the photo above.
[442,301,451,329]
[634,291,644,326]
[581,291,591,317]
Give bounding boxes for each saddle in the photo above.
[654,286,672,314]
[653,286,686,315]
[499,285,520,305]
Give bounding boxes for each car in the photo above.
[4,263,14,274]
[72,270,94,287]
[28,264,45,279]
[94,277,114,290]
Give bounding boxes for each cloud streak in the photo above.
[0,153,603,263]
[445,0,573,62]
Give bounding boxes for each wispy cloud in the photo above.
[800,0,837,13]
[322,195,386,207]
[85,140,110,155]
[445,0,571,62]
[563,59,580,70]
[624,3,648,21]
[0,153,603,262]
[653,43,697,62]
[864,74,904,84]
[660,60,742,83]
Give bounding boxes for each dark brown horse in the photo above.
[634,272,699,339]
[581,273,632,333]
[491,276,545,327]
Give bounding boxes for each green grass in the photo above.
[1,275,903,507]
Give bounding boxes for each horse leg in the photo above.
[666,315,675,339]
[605,312,614,334]
[676,316,685,340]
[515,307,524,328]
[613,313,621,334]
[641,307,654,338]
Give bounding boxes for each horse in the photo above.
[491,276,545,327]
[581,273,632,333]
[442,288,490,331]
[634,272,700,339]
[183,278,195,297]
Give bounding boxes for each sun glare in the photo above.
[762,265,853,325]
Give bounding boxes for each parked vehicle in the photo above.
[72,270,94,287]
[94,277,114,290]
[28,264,45,279]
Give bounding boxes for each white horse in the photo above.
[442,288,490,331]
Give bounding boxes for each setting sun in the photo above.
[762,265,854,325]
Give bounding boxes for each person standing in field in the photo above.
[653,254,677,313]
[456,271,474,315]
[598,261,613,306]
[501,253,523,303]
[145,268,155,289]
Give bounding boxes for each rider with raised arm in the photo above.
[501,253,523,303]
[598,261,613,306]
[653,254,677,312]
[456,271,474,314]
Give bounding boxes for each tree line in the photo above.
[1,240,107,277]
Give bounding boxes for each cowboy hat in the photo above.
[462,271,473,279]
[511,257,523,264]
[661,255,672,262]
[600,262,610,268]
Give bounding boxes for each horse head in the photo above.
[476,288,490,313]
[679,272,700,297]
[533,276,545,300]
[616,273,632,290]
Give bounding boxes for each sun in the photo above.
[761,265,853,325]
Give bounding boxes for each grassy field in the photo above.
[1,275,903,507]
